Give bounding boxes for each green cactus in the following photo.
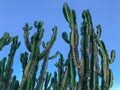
[0,35,20,90]
[0,57,6,79]
[19,21,58,90]
[0,32,12,50]
[63,3,91,90]
[45,53,75,90]
[62,3,115,90]
[0,3,116,90]
[35,50,60,90]
[4,36,20,90]
[55,54,65,88]
[44,72,52,90]
[62,32,70,44]
[20,52,28,73]
[9,76,19,90]
[98,40,115,90]
[62,4,79,87]
[68,52,77,90]
[50,54,68,90]
[82,10,102,90]
[0,57,6,89]
[35,57,48,90]
[63,2,80,69]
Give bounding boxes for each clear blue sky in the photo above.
[0,1,120,90]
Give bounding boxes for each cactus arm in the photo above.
[50,72,58,90]
[70,28,80,68]
[54,54,64,89]
[44,72,51,90]
[90,39,99,90]
[79,17,89,90]
[68,52,76,90]
[109,50,115,64]
[9,76,19,90]
[20,52,28,73]
[99,48,108,90]
[39,26,57,60]
[98,40,115,89]
[35,57,48,90]
[0,57,6,89]
[34,21,44,31]
[23,23,32,52]
[48,51,61,60]
[96,25,102,40]
[0,32,12,50]
[31,21,44,53]
[60,67,68,90]
[0,57,6,78]
[62,32,70,44]
[63,3,72,23]
[109,69,114,88]
[4,36,20,90]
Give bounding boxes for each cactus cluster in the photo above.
[0,3,115,90]
[0,34,20,90]
[19,21,59,90]
[62,3,115,90]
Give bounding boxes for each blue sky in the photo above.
[0,1,120,90]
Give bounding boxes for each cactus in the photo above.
[9,76,19,90]
[18,21,58,90]
[62,3,115,90]
[20,52,28,73]
[35,50,60,90]
[0,57,6,89]
[0,3,116,90]
[50,54,69,90]
[0,35,20,90]
[4,36,20,90]
[0,21,58,90]
[98,40,115,90]
[61,9,78,87]
[81,10,102,90]
[0,32,12,50]
[44,72,52,90]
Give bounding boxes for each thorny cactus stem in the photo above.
[35,50,60,90]
[98,40,115,90]
[0,36,20,90]
[9,76,19,90]
[4,36,20,90]
[19,21,57,90]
